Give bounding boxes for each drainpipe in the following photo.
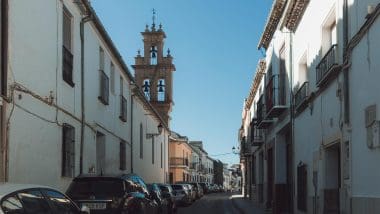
[79,15,92,174]
[343,0,349,124]
[130,90,134,173]
[1,0,8,182]
[289,32,295,213]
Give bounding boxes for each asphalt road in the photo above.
[177,192,244,214]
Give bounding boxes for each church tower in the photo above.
[132,11,176,126]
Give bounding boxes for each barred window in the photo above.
[119,95,127,122]
[62,8,73,87]
[62,124,75,177]
[110,63,115,94]
[98,70,109,105]
[152,138,155,164]
[140,123,143,159]
[119,141,126,170]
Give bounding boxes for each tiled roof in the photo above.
[257,0,287,49]
[245,60,266,110]
[283,0,310,32]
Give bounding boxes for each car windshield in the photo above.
[67,178,124,198]
[171,185,183,190]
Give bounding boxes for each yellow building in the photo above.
[169,132,192,183]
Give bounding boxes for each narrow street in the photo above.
[177,192,263,214]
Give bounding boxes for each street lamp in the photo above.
[232,146,240,154]
[146,123,163,138]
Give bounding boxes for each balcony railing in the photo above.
[265,74,287,118]
[316,44,339,86]
[251,127,264,146]
[170,157,189,167]
[256,95,273,129]
[294,81,309,111]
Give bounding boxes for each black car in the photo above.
[66,174,159,214]
[0,183,90,214]
[157,184,177,214]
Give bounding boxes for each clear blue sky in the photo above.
[91,0,272,166]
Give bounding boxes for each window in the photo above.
[99,47,105,71]
[119,95,127,122]
[157,79,165,101]
[62,8,74,87]
[18,190,50,213]
[43,189,78,213]
[152,137,155,164]
[110,62,115,94]
[140,123,143,159]
[297,163,307,211]
[161,142,163,168]
[96,132,106,174]
[62,124,75,177]
[120,141,126,170]
[98,70,109,105]
[1,194,23,213]
[120,76,124,96]
[143,79,151,101]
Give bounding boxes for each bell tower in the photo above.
[132,10,176,126]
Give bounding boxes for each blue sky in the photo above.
[91,0,272,166]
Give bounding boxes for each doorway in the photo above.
[324,143,341,213]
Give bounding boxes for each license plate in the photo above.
[82,203,106,210]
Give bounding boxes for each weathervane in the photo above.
[152,8,156,26]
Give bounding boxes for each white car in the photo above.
[0,183,90,214]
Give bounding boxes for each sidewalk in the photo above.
[231,194,265,214]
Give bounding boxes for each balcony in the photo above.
[256,95,273,129]
[316,44,340,87]
[265,74,287,118]
[294,81,309,112]
[250,125,264,147]
[170,157,189,167]
[190,162,198,170]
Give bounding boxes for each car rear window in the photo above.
[171,185,184,190]
[67,178,124,198]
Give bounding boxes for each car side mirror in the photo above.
[80,205,90,214]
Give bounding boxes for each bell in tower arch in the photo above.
[150,45,158,65]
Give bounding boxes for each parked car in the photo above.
[66,174,159,214]
[176,183,196,201]
[157,184,177,214]
[147,183,171,214]
[198,182,210,194]
[187,183,203,198]
[0,183,89,214]
[170,184,191,206]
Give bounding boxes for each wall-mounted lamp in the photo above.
[146,123,163,138]
[232,146,240,155]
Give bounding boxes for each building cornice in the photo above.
[282,0,310,32]
[245,60,266,110]
[257,0,287,50]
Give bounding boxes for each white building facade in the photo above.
[0,0,170,191]
[239,0,380,213]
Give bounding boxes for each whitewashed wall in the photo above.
[6,0,168,192]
